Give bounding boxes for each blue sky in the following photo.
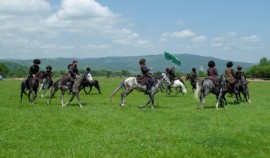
[0,0,269,63]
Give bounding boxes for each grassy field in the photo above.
[0,78,269,157]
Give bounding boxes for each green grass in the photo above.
[0,79,269,157]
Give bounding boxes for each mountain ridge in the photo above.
[0,54,253,74]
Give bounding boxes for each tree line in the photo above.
[1,57,270,79]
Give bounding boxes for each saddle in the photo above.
[206,76,219,86]
[136,75,149,85]
[59,74,70,86]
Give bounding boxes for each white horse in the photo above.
[163,79,187,96]
[111,72,171,108]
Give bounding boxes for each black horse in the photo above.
[235,79,250,103]
[80,79,101,94]
[186,73,198,92]
[20,77,39,103]
[194,76,227,109]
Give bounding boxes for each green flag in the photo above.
[164,51,181,66]
[164,51,171,60]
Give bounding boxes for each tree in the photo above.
[0,63,9,77]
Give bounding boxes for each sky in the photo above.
[0,0,269,63]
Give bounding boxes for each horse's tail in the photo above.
[20,81,25,103]
[179,81,187,93]
[110,80,125,102]
[194,80,202,100]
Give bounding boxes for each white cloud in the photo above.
[242,35,261,42]
[0,0,51,15]
[160,29,196,41]
[192,36,207,42]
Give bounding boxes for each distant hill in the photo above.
[0,54,254,74]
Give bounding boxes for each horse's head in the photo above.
[186,73,190,81]
[219,75,227,89]
[35,71,45,81]
[85,72,94,82]
[161,72,171,85]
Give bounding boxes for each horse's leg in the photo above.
[200,89,208,110]
[20,82,26,103]
[95,82,101,94]
[48,86,58,104]
[76,93,83,108]
[64,92,76,107]
[39,83,43,93]
[60,90,66,107]
[119,89,133,107]
[139,94,152,108]
[31,89,37,103]
[27,90,32,103]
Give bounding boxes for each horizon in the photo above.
[0,53,256,64]
[0,0,269,63]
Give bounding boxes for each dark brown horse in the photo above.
[186,73,198,92]
[20,77,39,103]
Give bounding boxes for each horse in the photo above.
[110,72,171,108]
[219,75,240,104]
[80,79,101,94]
[163,79,187,96]
[35,71,53,98]
[235,79,251,103]
[186,73,197,92]
[20,76,39,103]
[194,76,227,109]
[47,72,94,107]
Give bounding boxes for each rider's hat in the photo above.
[72,60,78,64]
[192,68,196,72]
[46,65,52,70]
[226,61,233,68]
[208,60,215,68]
[237,65,243,70]
[86,67,91,72]
[33,59,41,64]
[139,58,146,65]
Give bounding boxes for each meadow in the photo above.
[0,78,269,158]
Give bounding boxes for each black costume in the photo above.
[25,59,40,88]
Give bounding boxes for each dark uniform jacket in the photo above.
[68,64,79,79]
[28,65,39,77]
[225,67,236,84]
[137,65,152,85]
[207,67,219,85]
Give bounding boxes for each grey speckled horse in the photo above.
[194,76,227,109]
[111,72,171,109]
[47,72,93,107]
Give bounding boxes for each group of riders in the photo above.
[24,58,247,96]
[138,58,247,95]
[24,59,84,93]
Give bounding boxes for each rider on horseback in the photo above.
[67,60,80,92]
[191,68,198,82]
[235,65,247,88]
[25,59,41,89]
[139,58,154,94]
[44,65,53,86]
[224,61,237,93]
[166,67,176,82]
[207,60,219,88]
